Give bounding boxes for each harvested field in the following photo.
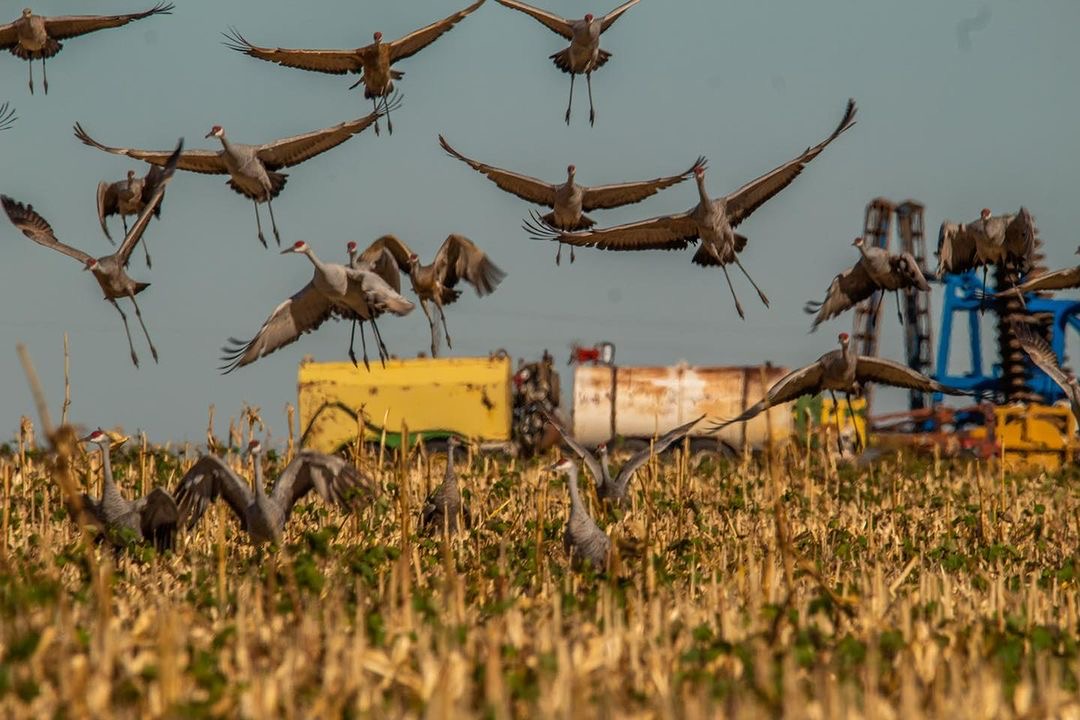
[2,420,1080,718]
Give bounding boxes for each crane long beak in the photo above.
[279,247,295,255]
[204,131,214,139]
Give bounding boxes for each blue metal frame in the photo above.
[932,269,1080,404]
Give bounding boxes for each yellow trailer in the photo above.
[298,356,514,453]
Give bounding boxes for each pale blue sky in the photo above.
[1,0,1077,443]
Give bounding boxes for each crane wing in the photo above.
[97,181,119,242]
[581,157,704,211]
[220,281,335,373]
[434,234,506,295]
[888,252,930,291]
[539,406,607,487]
[439,135,557,206]
[116,139,182,266]
[43,3,173,40]
[255,100,396,170]
[361,247,404,294]
[345,268,415,316]
[137,487,179,550]
[0,102,15,131]
[222,27,362,74]
[495,0,573,39]
[271,451,371,522]
[805,260,875,331]
[1013,321,1080,425]
[389,0,486,62]
[74,123,227,175]
[613,414,704,492]
[723,99,857,228]
[0,22,17,51]
[855,356,965,394]
[525,209,700,251]
[1,195,93,265]
[708,363,826,434]
[1002,266,1080,296]
[360,234,414,272]
[936,220,977,275]
[600,0,641,31]
[173,455,254,530]
[1004,207,1036,270]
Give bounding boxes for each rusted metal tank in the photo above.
[572,362,793,450]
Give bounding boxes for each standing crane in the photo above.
[550,458,610,570]
[708,332,968,451]
[73,99,395,248]
[220,240,414,373]
[805,236,930,332]
[96,165,170,267]
[175,440,370,545]
[0,140,181,367]
[0,102,15,131]
[223,1,483,136]
[495,0,640,125]
[0,3,173,94]
[356,234,505,357]
[527,99,858,318]
[72,428,179,551]
[420,435,471,534]
[440,134,703,263]
[542,407,701,508]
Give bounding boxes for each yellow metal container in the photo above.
[821,397,868,446]
[995,403,1078,470]
[298,356,512,453]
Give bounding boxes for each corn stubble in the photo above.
[2,429,1080,718]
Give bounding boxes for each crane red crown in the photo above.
[293,240,306,250]
[584,13,594,21]
[347,241,357,251]
[373,31,382,41]
[839,332,849,342]
[981,208,991,218]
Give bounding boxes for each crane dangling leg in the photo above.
[419,299,438,357]
[828,390,844,455]
[382,94,394,136]
[371,96,380,136]
[565,74,575,126]
[720,265,746,320]
[893,291,904,327]
[110,298,140,368]
[265,198,281,246]
[845,393,862,453]
[586,73,595,126]
[368,316,390,367]
[252,201,267,248]
[141,231,153,270]
[27,60,33,95]
[128,293,158,364]
[732,256,769,307]
[434,301,453,351]
[979,266,988,314]
[347,319,371,371]
[42,57,48,95]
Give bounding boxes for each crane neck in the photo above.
[98,441,122,504]
[252,453,267,502]
[842,340,856,367]
[301,247,330,275]
[566,466,586,517]
[695,174,710,206]
[215,134,235,155]
[445,442,456,485]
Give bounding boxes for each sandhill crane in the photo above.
[175,440,370,545]
[937,207,1036,277]
[72,428,179,551]
[550,458,609,569]
[1,140,180,367]
[708,332,967,451]
[995,247,1080,298]
[0,102,15,131]
[496,0,640,125]
[96,165,169,267]
[221,240,414,373]
[357,234,505,357]
[343,240,404,369]
[420,435,471,534]
[805,236,930,331]
[440,134,704,264]
[0,3,173,94]
[542,407,701,507]
[1012,321,1080,429]
[224,1,483,136]
[74,99,395,248]
[527,99,858,318]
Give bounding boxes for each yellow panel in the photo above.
[297,357,512,453]
[821,397,868,442]
[995,404,1078,471]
